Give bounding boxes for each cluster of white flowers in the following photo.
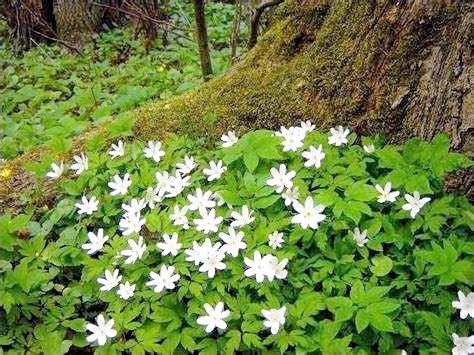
[50,126,466,350]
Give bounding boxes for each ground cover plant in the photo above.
[0,123,473,354]
[0,1,239,160]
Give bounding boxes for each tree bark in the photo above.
[192,0,213,81]
[1,0,473,211]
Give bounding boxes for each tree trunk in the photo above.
[54,0,104,47]
[192,0,213,81]
[1,0,473,210]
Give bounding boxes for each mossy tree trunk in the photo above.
[1,0,472,211]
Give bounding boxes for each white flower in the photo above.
[230,205,254,228]
[156,233,182,256]
[375,182,400,203]
[184,240,207,265]
[267,164,296,193]
[281,186,299,206]
[302,145,325,168]
[155,171,172,197]
[199,240,226,278]
[363,144,375,153]
[221,130,238,148]
[143,140,165,163]
[268,231,284,249]
[244,251,273,283]
[144,186,162,209]
[300,120,315,133]
[75,196,99,215]
[278,126,306,152]
[82,228,108,255]
[402,191,431,218]
[291,196,326,229]
[120,236,147,264]
[46,162,64,179]
[164,173,190,198]
[203,160,227,182]
[146,265,180,293]
[197,302,230,333]
[452,333,474,355]
[328,126,350,146]
[86,314,117,345]
[267,256,288,281]
[109,140,125,159]
[194,208,223,234]
[108,173,132,196]
[176,155,196,175]
[117,282,135,300]
[70,153,88,175]
[219,227,246,257]
[119,212,146,236]
[352,228,368,247]
[452,291,474,319]
[261,306,286,335]
[97,269,122,291]
[170,205,189,229]
[122,198,146,214]
[187,188,216,211]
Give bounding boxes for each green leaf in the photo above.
[345,181,378,201]
[243,151,259,172]
[369,313,393,332]
[370,255,393,276]
[355,310,369,333]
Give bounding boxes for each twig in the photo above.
[248,0,283,49]
[29,28,81,53]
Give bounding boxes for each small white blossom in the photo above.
[268,231,284,249]
[86,314,117,346]
[203,160,227,182]
[452,291,474,319]
[75,196,99,215]
[302,145,325,168]
[122,198,147,215]
[300,120,315,133]
[97,269,122,291]
[108,173,132,196]
[185,240,208,265]
[244,251,273,283]
[187,188,216,211]
[328,126,350,146]
[197,302,230,333]
[176,155,196,175]
[452,333,474,355]
[230,205,254,228]
[109,140,125,159]
[219,227,246,257]
[143,186,162,209]
[155,171,172,197]
[194,208,223,234]
[278,126,306,152]
[221,130,238,148]
[143,140,165,163]
[199,240,226,278]
[82,228,108,255]
[402,191,431,218]
[170,205,190,229]
[156,233,182,256]
[212,192,226,206]
[375,182,400,203]
[70,153,88,175]
[267,164,296,193]
[164,173,190,198]
[46,162,64,179]
[117,282,135,300]
[267,256,288,281]
[146,265,180,293]
[363,144,375,153]
[119,212,146,236]
[281,186,299,206]
[291,196,326,230]
[352,228,368,247]
[121,236,147,264]
[261,306,286,335]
